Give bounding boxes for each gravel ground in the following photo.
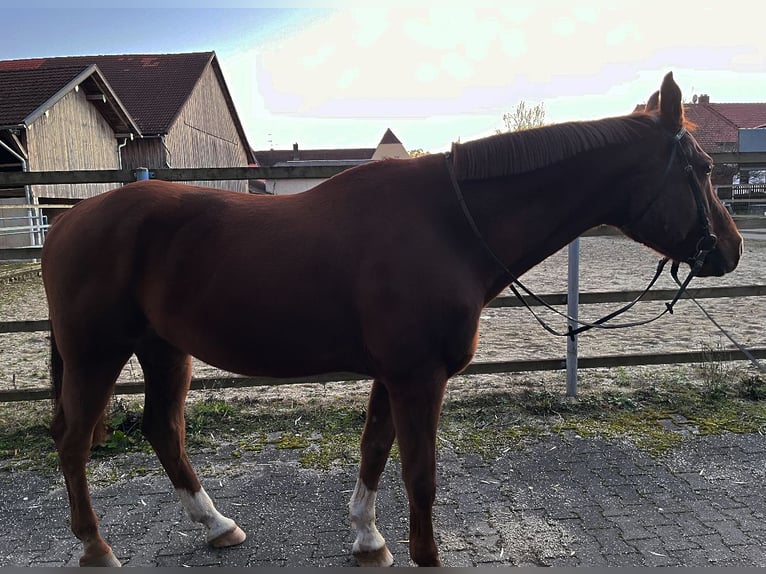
[1,233,764,396]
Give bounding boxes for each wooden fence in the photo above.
[1,282,765,403]
[0,165,348,187]
[1,165,765,402]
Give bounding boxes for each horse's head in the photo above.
[620,72,743,277]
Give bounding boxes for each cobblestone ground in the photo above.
[1,429,766,567]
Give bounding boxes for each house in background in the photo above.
[0,51,253,247]
[680,96,766,215]
[371,127,410,160]
[253,128,408,195]
[635,95,766,186]
[682,95,766,186]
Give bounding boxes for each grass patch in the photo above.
[0,262,40,274]
[181,397,367,468]
[0,401,57,471]
[1,372,765,476]
[554,407,686,457]
[92,399,150,457]
[552,373,766,456]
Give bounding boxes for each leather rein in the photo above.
[446,126,718,340]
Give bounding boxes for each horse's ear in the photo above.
[659,71,683,131]
[645,90,660,113]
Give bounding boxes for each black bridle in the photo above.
[446,126,718,340]
[663,127,718,304]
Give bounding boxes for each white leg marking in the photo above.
[349,478,387,555]
[177,487,237,543]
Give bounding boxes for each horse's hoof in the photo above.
[80,549,122,567]
[354,545,394,567]
[209,525,247,548]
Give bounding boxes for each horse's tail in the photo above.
[50,329,109,446]
[49,328,65,442]
[50,329,63,409]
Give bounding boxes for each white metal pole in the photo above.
[566,238,580,397]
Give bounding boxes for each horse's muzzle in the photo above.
[695,235,743,277]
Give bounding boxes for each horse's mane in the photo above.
[451,113,661,181]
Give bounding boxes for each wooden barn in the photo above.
[0,51,254,248]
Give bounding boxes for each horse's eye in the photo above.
[703,164,713,175]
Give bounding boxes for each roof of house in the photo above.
[0,66,83,126]
[254,128,406,167]
[378,127,401,145]
[253,146,376,167]
[634,99,766,153]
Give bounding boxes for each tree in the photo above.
[408,148,430,158]
[498,101,547,133]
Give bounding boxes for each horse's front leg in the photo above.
[350,380,396,567]
[387,372,447,567]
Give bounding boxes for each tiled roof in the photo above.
[634,100,766,153]
[683,104,740,152]
[686,102,766,153]
[0,66,87,126]
[709,103,766,129]
[0,52,214,135]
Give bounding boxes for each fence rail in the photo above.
[2,285,764,334]
[0,166,349,187]
[0,247,41,260]
[1,347,765,403]
[1,283,765,402]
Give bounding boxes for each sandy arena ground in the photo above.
[0,233,764,400]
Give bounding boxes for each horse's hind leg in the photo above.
[135,335,246,548]
[350,380,395,567]
[51,353,132,567]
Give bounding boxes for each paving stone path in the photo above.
[2,427,765,567]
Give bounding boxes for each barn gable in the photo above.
[0,51,254,195]
[0,64,139,201]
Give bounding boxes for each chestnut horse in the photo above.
[42,72,741,567]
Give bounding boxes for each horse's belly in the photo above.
[157,314,368,379]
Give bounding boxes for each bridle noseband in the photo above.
[446,125,719,339]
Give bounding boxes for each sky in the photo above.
[3,1,766,154]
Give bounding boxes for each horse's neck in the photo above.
[461,148,638,293]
